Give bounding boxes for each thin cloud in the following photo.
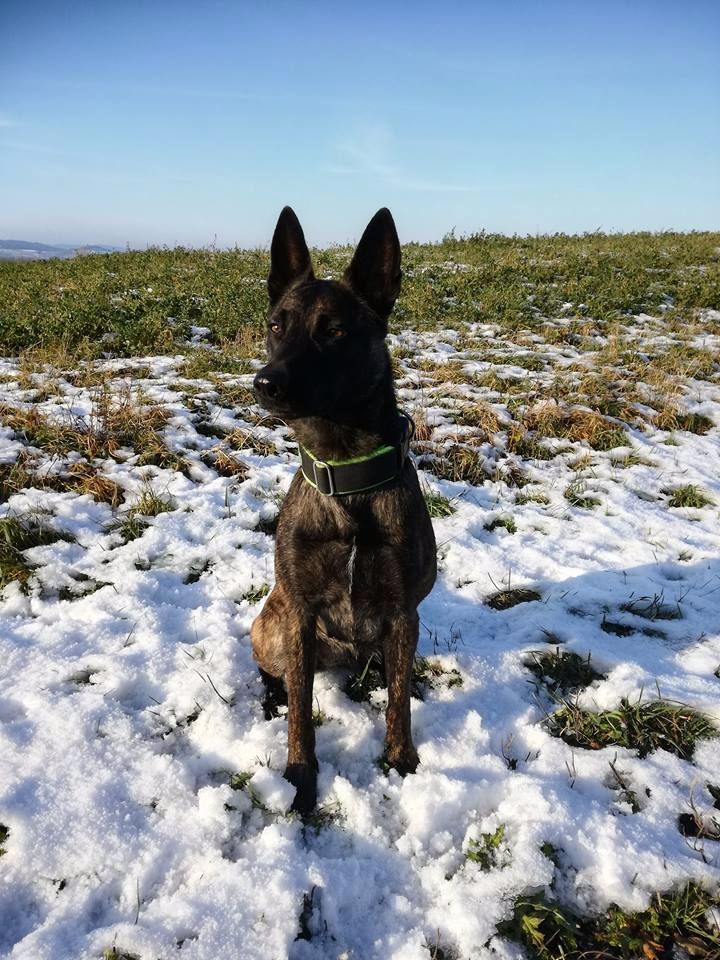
[331,124,480,194]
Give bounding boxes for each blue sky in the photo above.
[1,1,719,247]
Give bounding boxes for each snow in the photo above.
[0,321,719,959]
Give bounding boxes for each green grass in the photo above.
[228,770,270,813]
[241,583,271,604]
[2,231,719,353]
[423,489,457,518]
[546,696,716,760]
[564,480,601,509]
[664,484,713,508]
[344,654,385,703]
[515,489,550,506]
[524,648,605,695]
[413,656,463,690]
[484,515,517,534]
[109,486,174,544]
[500,882,720,960]
[130,487,174,517]
[0,515,72,589]
[112,515,149,544]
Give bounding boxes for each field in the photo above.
[1,232,720,960]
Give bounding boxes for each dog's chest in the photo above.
[314,534,395,656]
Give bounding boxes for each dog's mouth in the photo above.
[252,389,300,420]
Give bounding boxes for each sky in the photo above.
[1,1,719,248]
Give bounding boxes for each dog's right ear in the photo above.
[268,207,314,306]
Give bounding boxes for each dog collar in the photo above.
[299,414,414,496]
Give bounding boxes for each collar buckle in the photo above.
[312,460,336,496]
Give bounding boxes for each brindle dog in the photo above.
[251,206,437,814]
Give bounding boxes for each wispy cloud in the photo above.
[330,124,479,194]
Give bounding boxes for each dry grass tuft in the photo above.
[522,402,629,450]
[226,429,278,458]
[0,451,123,507]
[651,406,714,436]
[429,445,486,485]
[409,408,434,442]
[204,447,250,479]
[453,401,501,435]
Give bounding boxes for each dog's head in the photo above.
[253,207,401,421]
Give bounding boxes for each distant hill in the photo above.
[0,240,119,261]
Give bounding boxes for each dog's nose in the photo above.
[253,368,288,403]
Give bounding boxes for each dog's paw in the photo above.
[284,762,318,816]
[383,744,419,777]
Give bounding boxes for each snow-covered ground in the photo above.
[0,318,719,959]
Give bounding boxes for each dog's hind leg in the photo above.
[383,612,420,775]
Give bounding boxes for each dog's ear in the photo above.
[344,208,401,329]
[268,206,314,306]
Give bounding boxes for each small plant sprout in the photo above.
[465,823,507,870]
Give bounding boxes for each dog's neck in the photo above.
[290,383,399,462]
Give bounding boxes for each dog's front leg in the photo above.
[284,615,318,815]
[383,612,420,775]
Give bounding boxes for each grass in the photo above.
[546,696,717,760]
[0,515,72,589]
[521,403,629,451]
[664,484,713,508]
[344,654,385,702]
[413,655,463,690]
[241,583,271,604]
[564,480,601,510]
[228,770,270,813]
[621,594,682,621]
[129,487,174,517]
[500,882,720,960]
[524,648,606,695]
[453,401,501,435]
[0,452,123,506]
[515,489,550,506]
[423,489,457,518]
[3,231,719,353]
[429,445,486,486]
[202,447,249,478]
[484,515,517,534]
[652,407,715,435]
[507,427,565,461]
[487,587,542,610]
[107,486,174,544]
[1,389,173,462]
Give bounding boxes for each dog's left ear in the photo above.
[344,208,401,330]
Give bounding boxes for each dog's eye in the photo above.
[328,328,346,339]
[269,322,281,334]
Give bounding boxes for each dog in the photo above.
[250,207,437,814]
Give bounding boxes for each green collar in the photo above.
[299,414,413,496]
